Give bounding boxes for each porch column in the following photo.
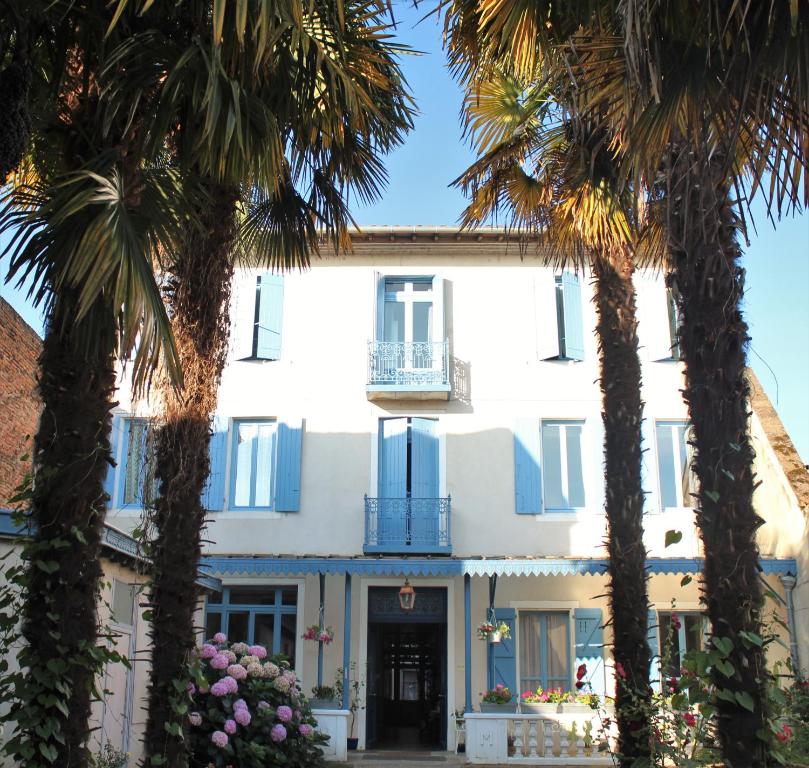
[342,573,352,710]
[487,574,497,690]
[780,574,800,674]
[464,573,472,713]
[317,572,325,688]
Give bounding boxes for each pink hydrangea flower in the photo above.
[213,632,227,644]
[186,682,196,695]
[234,707,251,726]
[224,719,237,735]
[227,664,247,680]
[224,650,237,663]
[231,642,250,656]
[271,724,287,743]
[211,730,228,748]
[223,675,238,694]
[200,644,217,659]
[263,662,280,679]
[258,700,271,710]
[210,653,229,670]
[299,723,313,737]
[283,670,297,684]
[246,662,263,678]
[189,712,202,727]
[277,705,293,723]
[210,681,229,697]
[233,698,247,711]
[273,676,291,693]
[249,644,268,659]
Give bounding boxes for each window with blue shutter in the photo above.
[574,608,605,697]
[541,420,586,511]
[553,272,585,361]
[518,611,571,692]
[655,421,695,509]
[378,417,438,498]
[275,417,303,512]
[252,273,284,360]
[230,419,277,510]
[514,419,542,514]
[487,608,517,692]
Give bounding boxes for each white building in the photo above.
[106,227,807,760]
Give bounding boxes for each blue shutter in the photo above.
[378,419,407,499]
[274,417,303,512]
[104,415,122,507]
[256,273,284,360]
[487,608,517,693]
[514,419,541,514]
[202,416,228,512]
[574,608,605,697]
[410,418,438,498]
[116,418,132,507]
[641,414,659,514]
[648,610,661,690]
[561,272,585,360]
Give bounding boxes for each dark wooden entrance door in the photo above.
[366,587,447,751]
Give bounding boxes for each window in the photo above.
[666,288,681,360]
[250,273,284,360]
[383,277,434,345]
[655,421,695,508]
[536,272,584,361]
[205,586,298,666]
[111,579,137,625]
[541,420,586,510]
[230,420,277,509]
[519,612,571,692]
[659,611,706,676]
[119,418,154,508]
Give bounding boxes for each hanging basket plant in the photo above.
[476,621,511,643]
[302,625,334,644]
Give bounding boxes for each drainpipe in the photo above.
[780,574,800,676]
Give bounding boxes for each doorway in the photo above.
[365,587,447,751]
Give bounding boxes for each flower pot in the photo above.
[488,631,502,644]
[480,702,518,713]
[563,703,596,715]
[310,698,340,710]
[347,737,359,750]
[519,702,562,715]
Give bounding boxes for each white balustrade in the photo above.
[464,710,615,765]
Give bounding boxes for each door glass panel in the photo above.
[254,423,275,507]
[656,424,677,507]
[281,587,297,606]
[228,612,249,642]
[280,614,297,665]
[684,614,704,653]
[234,423,257,506]
[565,425,585,507]
[205,612,222,640]
[412,280,432,292]
[384,302,405,342]
[519,612,542,691]
[385,280,405,293]
[254,613,275,650]
[230,588,275,605]
[413,302,432,344]
[546,614,569,687]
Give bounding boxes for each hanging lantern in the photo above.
[398,579,416,611]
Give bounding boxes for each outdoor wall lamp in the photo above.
[398,578,416,611]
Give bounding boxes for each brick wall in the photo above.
[0,297,41,505]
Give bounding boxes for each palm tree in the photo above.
[0,4,185,766]
[108,4,414,764]
[443,2,809,764]
[454,68,656,764]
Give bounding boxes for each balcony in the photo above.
[364,496,452,554]
[366,340,451,401]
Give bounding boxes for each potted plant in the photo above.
[336,664,365,750]
[302,624,334,644]
[480,684,518,713]
[520,687,560,714]
[477,620,511,644]
[309,684,340,709]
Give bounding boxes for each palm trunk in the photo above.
[592,253,651,766]
[143,183,239,767]
[17,297,116,767]
[669,145,769,767]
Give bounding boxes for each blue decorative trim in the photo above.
[200,554,799,579]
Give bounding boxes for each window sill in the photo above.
[533,510,593,521]
[213,510,283,519]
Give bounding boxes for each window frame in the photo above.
[540,419,587,512]
[229,418,278,511]
[204,585,300,666]
[654,420,695,510]
[117,416,154,510]
[517,609,573,693]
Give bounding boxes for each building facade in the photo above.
[106,227,807,754]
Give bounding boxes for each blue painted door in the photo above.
[379,418,408,544]
[410,418,439,546]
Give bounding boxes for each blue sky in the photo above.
[2,2,808,461]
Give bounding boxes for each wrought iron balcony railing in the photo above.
[367,340,450,388]
[364,496,451,554]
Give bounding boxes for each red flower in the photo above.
[671,613,682,631]
[776,724,793,743]
[615,662,626,680]
[575,681,584,690]
[576,663,587,681]
[683,713,696,728]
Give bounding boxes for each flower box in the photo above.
[310,698,340,710]
[480,702,518,713]
[519,702,563,715]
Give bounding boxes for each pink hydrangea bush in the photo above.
[186,637,326,768]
